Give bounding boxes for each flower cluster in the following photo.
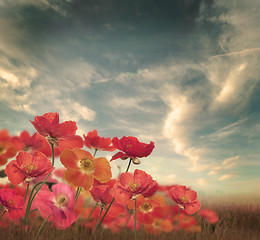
[0,112,218,237]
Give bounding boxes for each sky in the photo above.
[0,0,260,196]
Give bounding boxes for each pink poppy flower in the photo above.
[110,136,154,162]
[112,169,157,205]
[30,112,83,152]
[168,185,201,215]
[0,188,25,220]
[35,183,78,229]
[83,130,116,152]
[5,151,55,185]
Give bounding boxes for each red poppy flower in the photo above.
[89,185,114,206]
[83,130,116,152]
[0,188,25,219]
[177,213,198,229]
[112,169,157,205]
[5,150,55,185]
[128,194,165,225]
[60,148,112,191]
[30,112,83,152]
[198,209,219,224]
[18,131,45,151]
[37,137,61,157]
[168,185,201,215]
[110,136,154,162]
[0,129,17,166]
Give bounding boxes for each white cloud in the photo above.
[218,173,236,181]
[208,156,239,176]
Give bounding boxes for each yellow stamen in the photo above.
[80,158,95,174]
[140,201,152,213]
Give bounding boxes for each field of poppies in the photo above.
[0,112,259,239]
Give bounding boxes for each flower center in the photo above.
[55,193,69,207]
[128,181,139,192]
[180,195,189,203]
[80,158,95,174]
[140,201,152,213]
[7,200,14,207]
[153,219,161,228]
[24,163,36,174]
[0,144,6,154]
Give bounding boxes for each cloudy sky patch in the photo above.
[0,0,259,195]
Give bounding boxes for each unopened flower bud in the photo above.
[132,158,140,165]
[121,156,128,160]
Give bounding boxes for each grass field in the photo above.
[1,195,259,240]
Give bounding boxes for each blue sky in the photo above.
[0,0,259,196]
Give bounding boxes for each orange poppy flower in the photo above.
[60,148,112,191]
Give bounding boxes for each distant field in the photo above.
[1,196,259,240]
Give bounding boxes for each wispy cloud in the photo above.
[218,173,236,181]
[209,156,239,176]
[0,0,70,16]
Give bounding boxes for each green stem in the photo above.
[28,208,38,216]
[50,143,55,166]
[0,210,6,222]
[95,207,103,230]
[93,149,98,157]
[74,186,82,206]
[24,181,43,220]
[176,207,181,226]
[96,198,115,231]
[123,211,133,230]
[85,203,98,222]
[25,173,51,218]
[135,198,137,240]
[125,159,132,172]
[35,215,50,239]
[24,182,30,203]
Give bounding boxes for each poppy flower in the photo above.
[60,148,112,191]
[112,169,157,205]
[128,194,165,225]
[5,150,55,185]
[30,112,83,152]
[0,129,17,166]
[89,185,114,206]
[198,209,219,224]
[168,185,201,215]
[11,131,45,153]
[35,183,78,229]
[110,136,154,162]
[177,213,198,229]
[83,130,116,152]
[144,218,174,235]
[0,188,25,220]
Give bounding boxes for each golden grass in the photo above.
[1,196,259,240]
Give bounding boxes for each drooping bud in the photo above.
[132,158,141,165]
